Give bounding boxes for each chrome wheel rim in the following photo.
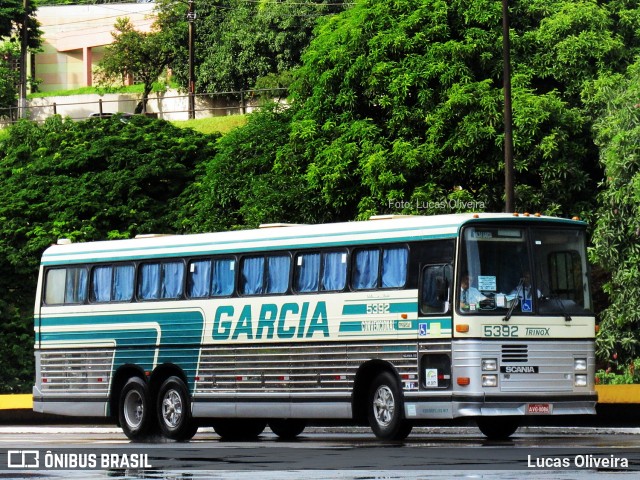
[123,389,144,429]
[161,389,183,428]
[373,385,395,427]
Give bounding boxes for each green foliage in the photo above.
[96,17,174,112]
[0,116,219,392]
[0,43,20,117]
[0,0,41,113]
[596,358,640,385]
[178,103,323,232]
[155,0,348,94]
[589,60,640,365]
[273,0,623,219]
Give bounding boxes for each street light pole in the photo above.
[502,0,515,212]
[187,0,196,119]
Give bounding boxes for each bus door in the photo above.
[417,263,453,390]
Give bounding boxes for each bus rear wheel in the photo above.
[367,371,412,441]
[119,377,154,440]
[157,376,198,441]
[213,419,267,441]
[269,419,306,440]
[476,417,519,440]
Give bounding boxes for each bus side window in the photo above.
[321,251,347,291]
[241,254,290,295]
[295,253,320,293]
[352,245,408,290]
[138,261,184,300]
[420,264,451,315]
[45,267,88,305]
[92,264,134,303]
[212,258,235,296]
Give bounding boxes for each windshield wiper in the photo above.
[503,278,523,322]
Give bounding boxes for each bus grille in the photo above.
[39,349,114,394]
[196,341,418,393]
[501,344,528,363]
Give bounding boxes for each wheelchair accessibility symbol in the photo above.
[419,323,428,336]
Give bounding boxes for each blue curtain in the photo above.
[242,256,264,295]
[161,262,184,299]
[92,266,112,302]
[65,267,88,304]
[382,246,408,288]
[266,255,290,294]
[188,260,211,298]
[296,253,320,292]
[352,249,379,290]
[321,251,347,291]
[113,265,134,301]
[212,259,235,296]
[139,263,160,300]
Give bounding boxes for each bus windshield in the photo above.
[459,226,591,315]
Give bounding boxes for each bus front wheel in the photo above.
[157,376,198,441]
[476,417,519,440]
[119,377,154,440]
[367,371,412,441]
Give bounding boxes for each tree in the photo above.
[0,43,20,119]
[177,102,324,232]
[0,115,219,392]
[268,0,639,219]
[185,0,640,229]
[589,60,640,367]
[97,17,174,113]
[155,0,347,94]
[0,0,41,114]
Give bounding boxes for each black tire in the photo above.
[157,376,197,441]
[367,371,412,441]
[213,419,267,441]
[476,417,519,440]
[269,419,306,440]
[118,377,154,440]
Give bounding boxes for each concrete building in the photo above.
[35,3,156,91]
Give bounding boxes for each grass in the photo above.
[171,115,248,135]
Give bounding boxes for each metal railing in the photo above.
[0,88,288,126]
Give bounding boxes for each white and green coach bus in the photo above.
[33,213,596,441]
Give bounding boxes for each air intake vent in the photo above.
[501,344,528,363]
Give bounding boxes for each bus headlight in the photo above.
[481,359,498,371]
[482,374,498,387]
[574,359,587,371]
[574,374,587,387]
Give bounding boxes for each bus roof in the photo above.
[40,213,585,266]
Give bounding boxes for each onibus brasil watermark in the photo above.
[6,449,152,470]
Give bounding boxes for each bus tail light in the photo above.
[457,377,470,386]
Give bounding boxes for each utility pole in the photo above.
[19,0,29,119]
[502,0,515,212]
[187,0,196,119]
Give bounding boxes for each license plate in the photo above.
[527,403,552,414]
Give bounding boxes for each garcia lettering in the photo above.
[212,301,329,341]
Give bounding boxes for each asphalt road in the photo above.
[1,425,640,479]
